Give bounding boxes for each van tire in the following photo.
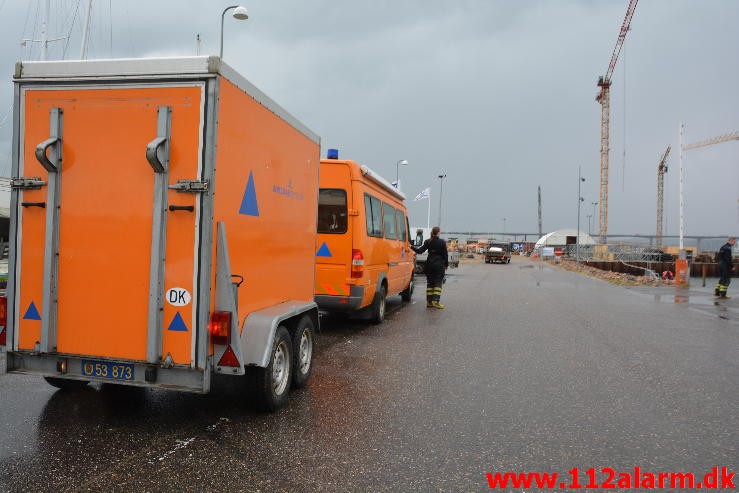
[246,325,292,411]
[291,316,314,389]
[44,377,89,390]
[400,277,414,302]
[371,285,387,324]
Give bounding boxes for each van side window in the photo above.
[383,203,397,239]
[396,210,407,242]
[318,189,348,234]
[364,193,383,237]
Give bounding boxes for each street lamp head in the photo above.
[397,159,408,166]
[580,177,586,182]
[220,5,249,59]
[232,6,249,19]
[438,174,446,179]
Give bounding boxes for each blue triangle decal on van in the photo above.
[167,312,189,332]
[23,301,41,320]
[239,171,259,216]
[316,242,332,257]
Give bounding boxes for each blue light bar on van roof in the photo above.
[327,148,339,159]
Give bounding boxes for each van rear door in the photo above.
[14,84,204,368]
[315,163,352,299]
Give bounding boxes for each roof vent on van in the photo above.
[327,148,339,159]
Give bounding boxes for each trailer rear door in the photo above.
[15,84,205,366]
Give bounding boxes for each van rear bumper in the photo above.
[315,285,365,312]
[5,351,208,393]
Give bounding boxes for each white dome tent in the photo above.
[534,229,596,249]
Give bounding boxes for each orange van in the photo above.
[314,150,415,323]
[2,56,320,411]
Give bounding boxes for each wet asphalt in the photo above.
[0,257,737,492]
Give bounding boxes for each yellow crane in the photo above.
[596,0,639,244]
[655,146,671,248]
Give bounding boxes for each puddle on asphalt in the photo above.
[632,286,739,323]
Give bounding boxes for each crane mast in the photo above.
[655,146,671,248]
[596,0,639,244]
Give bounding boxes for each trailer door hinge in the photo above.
[11,177,47,190]
[169,180,209,193]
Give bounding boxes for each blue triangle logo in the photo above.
[316,242,332,257]
[239,171,259,216]
[23,301,41,320]
[167,312,189,332]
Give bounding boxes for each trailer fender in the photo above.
[241,301,318,368]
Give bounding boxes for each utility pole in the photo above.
[577,167,585,263]
[537,186,542,238]
[437,174,447,229]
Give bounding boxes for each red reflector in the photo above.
[0,328,6,346]
[0,296,6,327]
[217,345,240,367]
[209,311,232,345]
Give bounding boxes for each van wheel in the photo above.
[246,325,292,411]
[400,277,414,302]
[291,316,314,389]
[44,377,89,390]
[371,285,387,324]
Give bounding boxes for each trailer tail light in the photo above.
[209,311,232,345]
[351,249,364,278]
[0,296,6,346]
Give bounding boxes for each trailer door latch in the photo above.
[11,177,47,190]
[168,180,209,193]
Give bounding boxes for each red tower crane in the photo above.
[596,0,639,244]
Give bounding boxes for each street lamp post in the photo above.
[577,167,585,263]
[502,218,506,237]
[220,5,249,60]
[395,159,408,188]
[586,214,592,236]
[591,201,598,240]
[437,174,447,228]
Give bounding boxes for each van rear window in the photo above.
[383,203,397,239]
[318,189,348,234]
[364,194,383,237]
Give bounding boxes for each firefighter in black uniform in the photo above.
[715,236,736,298]
[412,226,448,309]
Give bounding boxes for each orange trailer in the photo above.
[0,57,320,410]
[314,151,415,323]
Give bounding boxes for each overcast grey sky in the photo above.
[0,1,737,237]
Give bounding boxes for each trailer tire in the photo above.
[246,325,292,412]
[44,377,89,390]
[291,316,314,389]
[370,285,387,324]
[400,277,414,302]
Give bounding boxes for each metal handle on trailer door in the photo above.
[35,137,61,172]
[146,106,172,366]
[36,108,63,354]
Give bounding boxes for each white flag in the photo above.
[414,187,430,201]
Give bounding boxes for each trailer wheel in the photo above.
[44,377,89,390]
[400,277,414,302]
[371,285,387,324]
[291,316,314,389]
[247,325,292,411]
